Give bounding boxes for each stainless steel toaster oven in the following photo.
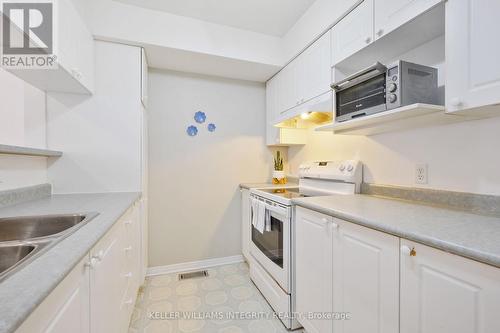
[331,61,439,122]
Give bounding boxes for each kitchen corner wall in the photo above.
[148,69,273,267]
[288,116,500,195]
[0,69,48,190]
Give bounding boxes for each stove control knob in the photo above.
[388,94,397,103]
[388,83,397,92]
[347,165,354,172]
[339,164,346,172]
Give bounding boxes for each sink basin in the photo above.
[0,212,98,282]
[0,245,36,275]
[0,214,87,242]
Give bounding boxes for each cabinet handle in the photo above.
[365,37,372,44]
[124,220,132,225]
[85,257,98,269]
[376,29,384,37]
[93,250,104,261]
[123,272,132,278]
[321,218,329,223]
[401,245,417,257]
[331,222,339,230]
[124,246,133,252]
[124,298,134,306]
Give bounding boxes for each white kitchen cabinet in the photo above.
[15,256,90,333]
[446,0,500,115]
[333,219,399,333]
[400,239,500,333]
[89,218,127,333]
[241,188,251,261]
[6,0,94,94]
[297,32,332,106]
[266,76,307,146]
[295,207,334,333]
[374,0,441,40]
[295,207,399,333]
[332,0,374,65]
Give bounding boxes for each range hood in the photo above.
[274,91,333,129]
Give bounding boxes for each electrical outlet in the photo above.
[415,164,428,184]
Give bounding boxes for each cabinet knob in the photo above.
[124,220,132,225]
[123,272,132,278]
[85,257,98,269]
[401,245,417,257]
[331,222,339,229]
[93,250,104,261]
[376,29,384,37]
[124,298,134,306]
[124,246,133,252]
[365,37,372,44]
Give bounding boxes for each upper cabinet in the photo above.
[332,0,443,67]
[445,0,500,116]
[374,0,442,40]
[265,31,331,146]
[5,0,94,94]
[332,0,374,65]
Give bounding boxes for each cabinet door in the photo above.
[90,221,126,333]
[299,32,332,103]
[333,219,399,333]
[15,256,90,333]
[279,62,299,112]
[400,240,500,333]
[266,76,281,146]
[295,207,334,333]
[374,0,441,40]
[332,0,374,65]
[446,0,500,114]
[241,188,251,260]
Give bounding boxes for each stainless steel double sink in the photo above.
[0,213,98,282]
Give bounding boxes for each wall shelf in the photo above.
[0,144,63,157]
[315,103,473,136]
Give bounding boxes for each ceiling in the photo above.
[113,0,317,37]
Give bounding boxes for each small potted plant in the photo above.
[273,151,287,184]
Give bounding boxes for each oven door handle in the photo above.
[264,203,289,219]
[331,62,387,91]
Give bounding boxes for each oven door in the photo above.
[250,199,290,293]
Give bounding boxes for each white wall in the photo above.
[46,41,143,194]
[289,117,500,196]
[148,69,274,267]
[0,69,48,190]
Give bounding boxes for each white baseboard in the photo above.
[146,255,244,276]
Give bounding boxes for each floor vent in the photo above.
[178,270,209,280]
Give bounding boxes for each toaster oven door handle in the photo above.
[331,62,387,91]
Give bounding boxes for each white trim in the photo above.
[146,255,245,276]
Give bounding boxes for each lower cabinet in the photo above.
[15,256,91,333]
[295,208,334,333]
[15,200,144,333]
[295,207,399,333]
[400,239,500,333]
[241,188,251,261]
[295,207,500,333]
[332,219,399,333]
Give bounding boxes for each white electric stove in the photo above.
[249,160,362,330]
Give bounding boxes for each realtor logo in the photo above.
[1,0,57,69]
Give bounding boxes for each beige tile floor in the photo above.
[129,262,303,333]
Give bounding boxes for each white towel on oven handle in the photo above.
[251,197,266,234]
